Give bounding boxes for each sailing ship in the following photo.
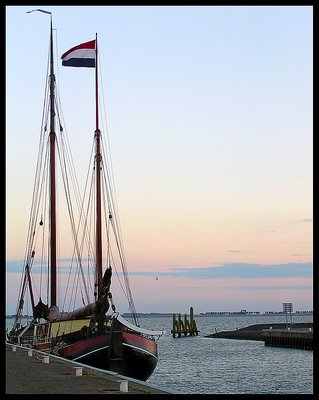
[7,10,164,382]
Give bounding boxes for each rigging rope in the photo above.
[13,30,140,329]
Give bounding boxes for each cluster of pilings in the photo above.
[171,307,199,337]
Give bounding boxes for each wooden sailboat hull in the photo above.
[8,18,163,384]
[7,316,160,381]
[58,331,158,381]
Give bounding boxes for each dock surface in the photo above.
[6,344,169,394]
[205,322,313,341]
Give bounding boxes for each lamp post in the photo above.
[283,302,293,328]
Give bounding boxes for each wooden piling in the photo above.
[171,307,199,337]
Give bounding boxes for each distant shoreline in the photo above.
[6,311,313,319]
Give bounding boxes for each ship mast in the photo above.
[94,34,103,290]
[48,15,57,307]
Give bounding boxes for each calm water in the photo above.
[142,314,313,395]
[6,314,313,394]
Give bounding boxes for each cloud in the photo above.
[5,258,92,274]
[131,262,313,280]
[6,260,313,281]
[172,285,313,291]
[240,285,313,291]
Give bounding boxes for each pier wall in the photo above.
[262,328,313,350]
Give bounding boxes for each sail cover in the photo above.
[48,304,96,321]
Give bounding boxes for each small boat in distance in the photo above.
[7,9,164,381]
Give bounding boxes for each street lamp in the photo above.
[283,302,293,328]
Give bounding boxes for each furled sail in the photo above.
[48,304,96,321]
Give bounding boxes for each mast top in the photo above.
[26,9,52,16]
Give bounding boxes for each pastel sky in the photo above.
[6,5,313,315]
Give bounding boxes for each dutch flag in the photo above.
[61,39,96,68]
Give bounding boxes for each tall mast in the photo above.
[49,15,57,306]
[94,34,103,289]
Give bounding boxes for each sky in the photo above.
[5,5,313,315]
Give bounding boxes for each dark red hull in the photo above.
[57,331,158,381]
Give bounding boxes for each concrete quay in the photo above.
[5,343,170,394]
[262,327,313,350]
[205,322,313,343]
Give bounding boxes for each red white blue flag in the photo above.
[61,40,96,68]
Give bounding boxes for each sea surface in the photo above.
[6,314,313,395]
